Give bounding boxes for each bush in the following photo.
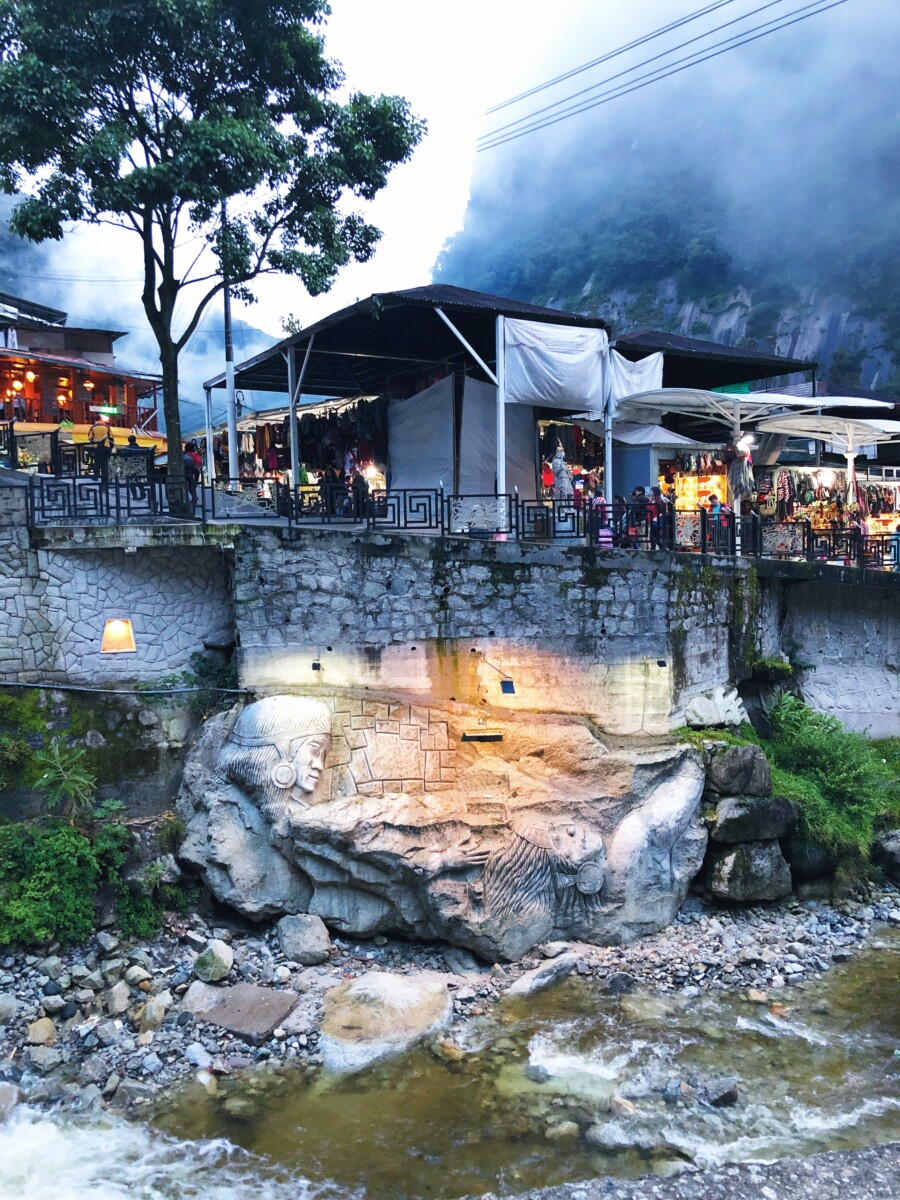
[0,823,100,944]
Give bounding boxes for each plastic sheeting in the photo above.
[504,318,607,414]
[608,350,663,414]
[458,377,537,498]
[387,376,454,491]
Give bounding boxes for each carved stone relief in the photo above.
[178,696,707,960]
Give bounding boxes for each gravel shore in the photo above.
[0,883,897,1117]
[495,1142,900,1200]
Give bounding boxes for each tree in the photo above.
[0,0,424,502]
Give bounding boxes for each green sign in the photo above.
[89,405,121,415]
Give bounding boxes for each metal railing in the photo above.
[23,476,900,573]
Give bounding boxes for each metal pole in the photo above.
[203,386,215,487]
[222,201,240,492]
[495,315,506,496]
[286,346,298,486]
[604,406,613,504]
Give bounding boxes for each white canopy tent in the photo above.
[613,390,895,516]
[756,415,900,502]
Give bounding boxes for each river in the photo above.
[1,929,897,1200]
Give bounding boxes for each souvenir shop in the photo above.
[538,419,605,498]
[208,394,389,491]
[755,464,900,535]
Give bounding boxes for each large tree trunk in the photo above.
[160,339,188,516]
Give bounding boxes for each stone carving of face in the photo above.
[222,696,333,823]
[290,734,329,794]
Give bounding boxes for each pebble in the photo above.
[0,884,895,1118]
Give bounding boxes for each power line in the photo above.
[480,0,789,145]
[485,0,740,115]
[478,0,846,152]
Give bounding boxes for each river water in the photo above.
[1,929,897,1200]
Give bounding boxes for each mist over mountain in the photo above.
[436,2,900,390]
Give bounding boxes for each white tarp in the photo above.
[504,317,607,414]
[608,350,663,413]
[387,376,454,491]
[458,377,537,498]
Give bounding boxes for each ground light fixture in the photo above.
[100,618,136,654]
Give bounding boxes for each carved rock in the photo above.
[684,687,748,729]
[177,697,708,960]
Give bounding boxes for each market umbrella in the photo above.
[755,415,900,502]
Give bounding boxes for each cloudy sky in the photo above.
[17,0,868,417]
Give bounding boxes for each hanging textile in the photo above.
[503,318,608,414]
[607,350,663,414]
[387,376,454,491]
[727,453,754,501]
[458,378,536,498]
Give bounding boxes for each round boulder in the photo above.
[705,745,771,798]
[193,939,234,983]
[710,795,796,843]
[707,840,792,903]
[276,913,332,966]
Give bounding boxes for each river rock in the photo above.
[782,835,836,881]
[707,840,792,902]
[319,971,453,1073]
[705,1076,739,1107]
[705,744,771,797]
[194,940,234,983]
[27,1016,57,1045]
[139,990,173,1032]
[25,1045,63,1075]
[0,1082,19,1122]
[709,795,796,843]
[105,980,131,1015]
[0,993,20,1026]
[177,701,708,960]
[180,980,224,1016]
[276,914,332,965]
[504,952,580,997]
[873,830,900,883]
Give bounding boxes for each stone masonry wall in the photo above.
[777,579,899,736]
[234,528,738,736]
[0,528,233,684]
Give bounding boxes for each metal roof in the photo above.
[614,329,817,389]
[0,345,160,395]
[205,285,610,396]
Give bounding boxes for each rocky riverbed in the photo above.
[1,883,898,1119]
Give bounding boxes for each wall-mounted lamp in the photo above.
[481,654,516,695]
[100,618,136,654]
[311,658,322,672]
[462,717,503,743]
[83,379,96,391]
[25,371,35,383]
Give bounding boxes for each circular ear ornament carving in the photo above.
[575,860,605,895]
[270,761,298,789]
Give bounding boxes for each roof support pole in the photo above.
[433,308,498,386]
[222,201,240,493]
[203,386,215,488]
[495,315,506,497]
[284,335,315,486]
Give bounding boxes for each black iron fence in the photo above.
[23,476,900,572]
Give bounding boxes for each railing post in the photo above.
[699,506,708,558]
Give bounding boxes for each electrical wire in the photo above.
[478,0,846,152]
[485,0,741,114]
[480,0,789,144]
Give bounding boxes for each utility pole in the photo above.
[222,200,240,492]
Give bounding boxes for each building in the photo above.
[0,291,161,430]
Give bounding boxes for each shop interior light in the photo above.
[58,376,69,386]
[56,393,68,405]
[817,468,835,487]
[25,371,35,382]
[100,618,136,654]
[12,379,23,392]
[83,379,96,391]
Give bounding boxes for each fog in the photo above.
[437,0,899,370]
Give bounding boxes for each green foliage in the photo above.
[0,823,99,944]
[682,696,898,873]
[0,0,424,465]
[32,738,97,824]
[158,814,186,854]
[116,887,162,941]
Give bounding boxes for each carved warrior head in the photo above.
[221,696,332,822]
[480,819,606,924]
